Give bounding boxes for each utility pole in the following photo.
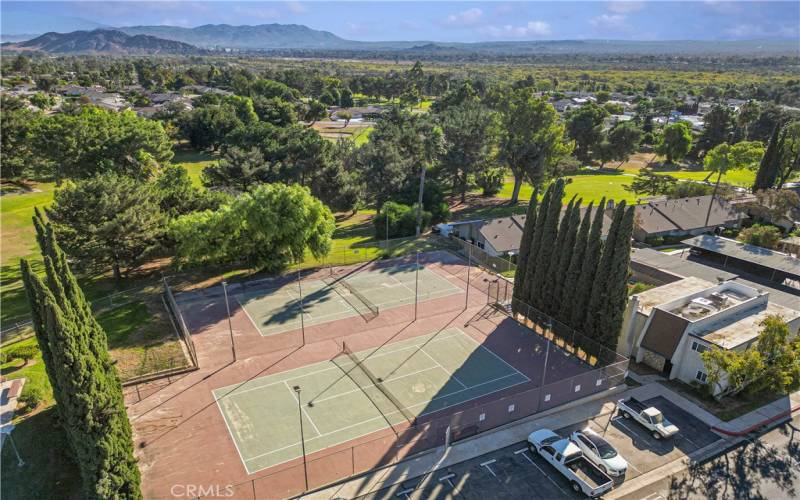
[221,281,236,362]
[415,164,426,237]
[296,263,306,345]
[293,386,309,491]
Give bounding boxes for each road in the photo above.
[620,414,800,500]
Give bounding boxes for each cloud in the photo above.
[589,13,629,30]
[444,8,483,27]
[479,20,552,38]
[607,1,645,14]
[285,2,308,15]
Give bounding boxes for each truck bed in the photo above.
[566,457,610,490]
[620,397,648,413]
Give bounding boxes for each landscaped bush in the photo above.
[738,224,782,249]
[18,386,43,412]
[476,168,504,196]
[374,201,432,239]
[6,344,38,365]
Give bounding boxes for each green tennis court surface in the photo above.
[213,328,529,474]
[237,264,463,336]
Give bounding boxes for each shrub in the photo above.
[19,386,43,412]
[374,201,432,239]
[7,344,38,364]
[476,168,504,196]
[738,224,782,249]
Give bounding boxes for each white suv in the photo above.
[570,427,628,477]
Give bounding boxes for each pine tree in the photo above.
[542,196,579,316]
[511,192,538,314]
[595,205,636,362]
[519,185,553,306]
[20,214,142,499]
[570,198,606,331]
[752,123,785,191]
[549,200,582,319]
[527,179,565,312]
[583,201,627,358]
[557,202,593,324]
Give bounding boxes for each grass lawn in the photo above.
[172,148,215,187]
[667,169,756,187]
[1,182,56,328]
[497,172,638,204]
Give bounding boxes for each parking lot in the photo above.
[360,396,721,499]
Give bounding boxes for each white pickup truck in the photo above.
[617,397,679,439]
[528,429,613,498]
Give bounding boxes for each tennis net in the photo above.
[323,277,379,321]
[336,342,415,426]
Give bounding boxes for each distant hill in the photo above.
[4,29,203,54]
[120,23,353,50]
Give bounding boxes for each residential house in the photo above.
[620,279,800,396]
[632,195,745,243]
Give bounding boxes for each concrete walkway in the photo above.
[304,378,800,500]
[0,378,25,447]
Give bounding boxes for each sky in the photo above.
[2,1,799,42]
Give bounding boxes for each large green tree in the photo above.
[518,187,553,306]
[546,199,582,316]
[0,95,40,179]
[497,89,570,203]
[557,202,594,324]
[47,173,166,281]
[565,102,608,162]
[438,100,500,202]
[20,214,141,499]
[170,183,335,272]
[511,194,538,314]
[570,197,606,330]
[527,179,566,311]
[32,107,173,182]
[697,104,734,154]
[604,121,643,168]
[656,122,692,164]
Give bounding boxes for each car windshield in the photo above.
[651,413,663,424]
[597,442,617,459]
[586,434,617,459]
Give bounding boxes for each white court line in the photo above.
[234,295,261,334]
[217,331,464,398]
[441,331,532,384]
[419,349,467,389]
[312,365,443,405]
[284,381,321,437]
[213,396,250,473]
[242,371,528,465]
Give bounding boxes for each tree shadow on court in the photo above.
[666,421,799,500]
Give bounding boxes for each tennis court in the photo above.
[213,328,529,474]
[236,263,463,336]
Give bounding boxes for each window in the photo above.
[696,370,708,383]
[691,341,709,354]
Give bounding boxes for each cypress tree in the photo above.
[542,196,579,316]
[20,218,142,499]
[570,197,606,331]
[594,205,636,362]
[583,201,627,358]
[511,191,538,314]
[752,123,785,191]
[520,185,553,306]
[549,199,582,319]
[527,179,566,312]
[558,202,593,324]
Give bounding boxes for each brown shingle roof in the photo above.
[640,308,690,358]
[634,195,743,235]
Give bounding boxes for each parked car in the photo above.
[570,427,628,477]
[617,397,679,439]
[528,429,613,498]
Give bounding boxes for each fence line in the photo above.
[162,276,199,368]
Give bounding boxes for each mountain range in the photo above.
[4,29,202,55]
[2,24,797,56]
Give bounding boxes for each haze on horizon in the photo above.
[2,0,799,43]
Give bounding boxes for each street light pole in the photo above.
[296,263,306,345]
[414,251,420,321]
[465,244,472,308]
[293,385,309,491]
[222,281,236,362]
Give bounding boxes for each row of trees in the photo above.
[512,180,635,360]
[21,213,141,498]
